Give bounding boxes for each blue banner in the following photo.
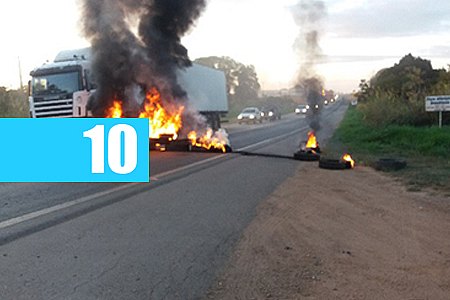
[0,118,149,182]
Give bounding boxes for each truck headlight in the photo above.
[249,114,255,119]
[295,108,300,113]
[261,112,265,117]
[268,111,274,117]
[237,115,243,120]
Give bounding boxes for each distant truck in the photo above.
[28,48,228,130]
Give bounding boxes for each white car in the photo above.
[237,107,262,124]
[295,105,308,114]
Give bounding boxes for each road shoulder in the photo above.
[205,164,450,299]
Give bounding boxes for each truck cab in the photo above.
[29,48,93,118]
[29,48,228,131]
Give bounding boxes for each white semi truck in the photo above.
[29,48,228,130]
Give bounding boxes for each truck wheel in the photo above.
[215,114,221,130]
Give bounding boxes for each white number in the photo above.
[108,124,138,174]
[83,125,105,174]
[84,124,138,174]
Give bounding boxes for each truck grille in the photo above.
[33,99,73,118]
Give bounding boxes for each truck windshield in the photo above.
[32,71,81,97]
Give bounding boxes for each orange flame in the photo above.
[107,100,123,118]
[138,87,184,140]
[342,153,355,168]
[306,131,318,149]
[188,129,229,153]
[105,88,230,153]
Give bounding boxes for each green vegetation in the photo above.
[329,106,450,192]
[356,54,450,127]
[0,87,29,117]
[337,108,450,158]
[328,54,450,193]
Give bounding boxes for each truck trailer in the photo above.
[29,48,228,130]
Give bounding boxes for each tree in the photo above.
[357,79,371,102]
[194,56,261,104]
[357,54,449,126]
[371,54,439,95]
[0,87,29,117]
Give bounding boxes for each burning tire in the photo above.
[318,158,352,170]
[374,158,407,171]
[293,150,320,161]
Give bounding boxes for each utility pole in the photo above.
[18,56,24,90]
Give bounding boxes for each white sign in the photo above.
[426,95,450,112]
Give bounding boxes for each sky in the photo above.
[1,0,450,92]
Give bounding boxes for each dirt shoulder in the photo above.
[205,164,450,299]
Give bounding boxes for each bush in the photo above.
[358,90,437,127]
[0,87,29,117]
[357,55,450,127]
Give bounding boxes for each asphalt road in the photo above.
[0,100,348,299]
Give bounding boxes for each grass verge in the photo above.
[325,106,450,194]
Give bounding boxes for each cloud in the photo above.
[327,0,450,37]
[319,55,399,64]
[423,45,450,57]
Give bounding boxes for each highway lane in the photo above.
[0,108,318,224]
[0,101,347,299]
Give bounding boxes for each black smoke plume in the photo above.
[80,0,206,117]
[291,0,326,131]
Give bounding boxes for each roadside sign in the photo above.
[425,95,450,112]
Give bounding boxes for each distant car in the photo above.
[260,105,281,121]
[295,104,308,114]
[351,99,358,106]
[237,107,262,124]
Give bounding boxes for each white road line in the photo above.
[0,156,226,230]
[150,155,226,180]
[0,183,140,230]
[0,126,306,231]
[235,126,308,152]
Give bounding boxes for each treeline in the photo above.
[195,56,296,117]
[0,87,29,117]
[356,54,450,126]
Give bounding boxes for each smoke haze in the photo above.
[292,0,326,80]
[291,0,326,130]
[79,0,206,117]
